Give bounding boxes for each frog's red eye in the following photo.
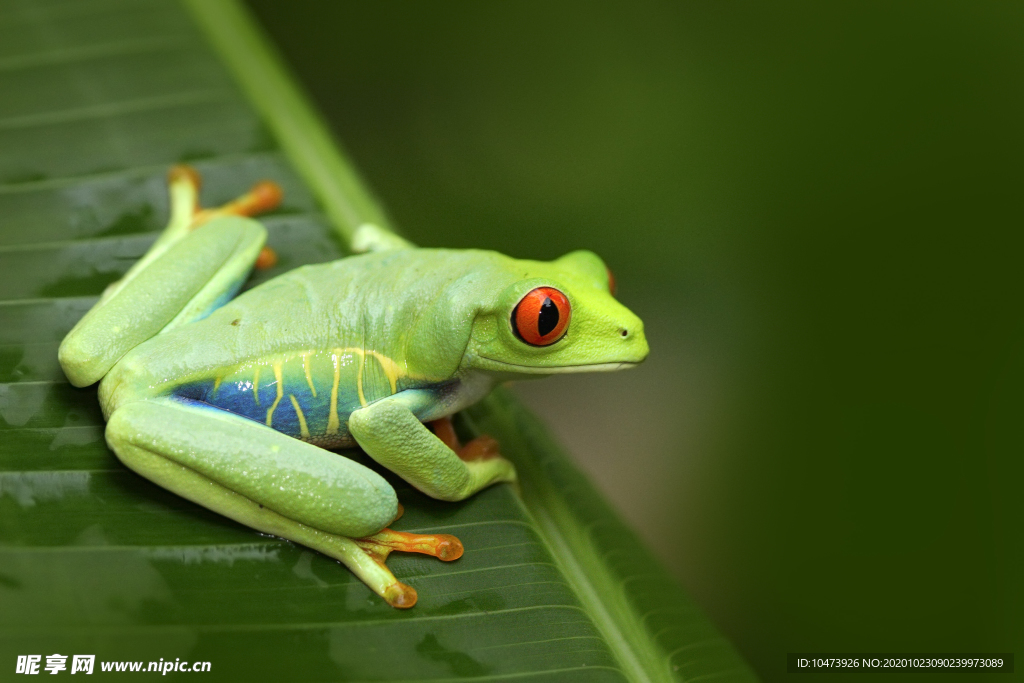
[606,267,617,297]
[512,287,571,346]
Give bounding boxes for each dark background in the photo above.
[246,2,1021,679]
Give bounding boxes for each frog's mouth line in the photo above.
[476,356,641,374]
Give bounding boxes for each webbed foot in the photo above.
[348,532,464,609]
[356,527,464,563]
[353,513,464,609]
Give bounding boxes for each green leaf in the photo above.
[0,0,755,680]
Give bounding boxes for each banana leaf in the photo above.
[0,0,756,680]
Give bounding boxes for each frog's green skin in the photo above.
[58,168,648,608]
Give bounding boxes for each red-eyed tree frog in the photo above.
[58,167,649,608]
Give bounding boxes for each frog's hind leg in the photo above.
[106,398,459,609]
[102,166,281,306]
[59,168,280,388]
[58,216,265,387]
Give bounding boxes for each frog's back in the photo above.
[100,249,505,445]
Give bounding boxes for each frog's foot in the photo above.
[168,164,283,269]
[349,527,463,609]
[356,527,464,563]
[429,416,502,462]
[353,499,462,609]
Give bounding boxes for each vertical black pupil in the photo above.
[537,297,559,336]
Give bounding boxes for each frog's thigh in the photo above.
[348,396,517,502]
[59,217,265,387]
[106,398,397,539]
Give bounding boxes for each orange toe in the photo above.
[384,582,417,609]
[356,528,464,562]
[168,164,201,190]
[254,246,278,270]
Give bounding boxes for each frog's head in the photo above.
[463,250,649,378]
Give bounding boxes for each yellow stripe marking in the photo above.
[302,354,317,397]
[355,349,367,407]
[367,351,402,394]
[288,394,310,438]
[242,347,414,436]
[326,350,341,435]
[265,363,284,426]
[212,375,222,398]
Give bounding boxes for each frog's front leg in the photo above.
[349,393,517,502]
[106,398,461,608]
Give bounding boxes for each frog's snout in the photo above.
[616,318,649,365]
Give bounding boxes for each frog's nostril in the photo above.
[620,329,628,338]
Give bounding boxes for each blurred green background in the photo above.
[246,2,1021,679]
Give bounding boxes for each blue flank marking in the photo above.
[166,392,328,440]
[173,371,458,441]
[174,368,356,440]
